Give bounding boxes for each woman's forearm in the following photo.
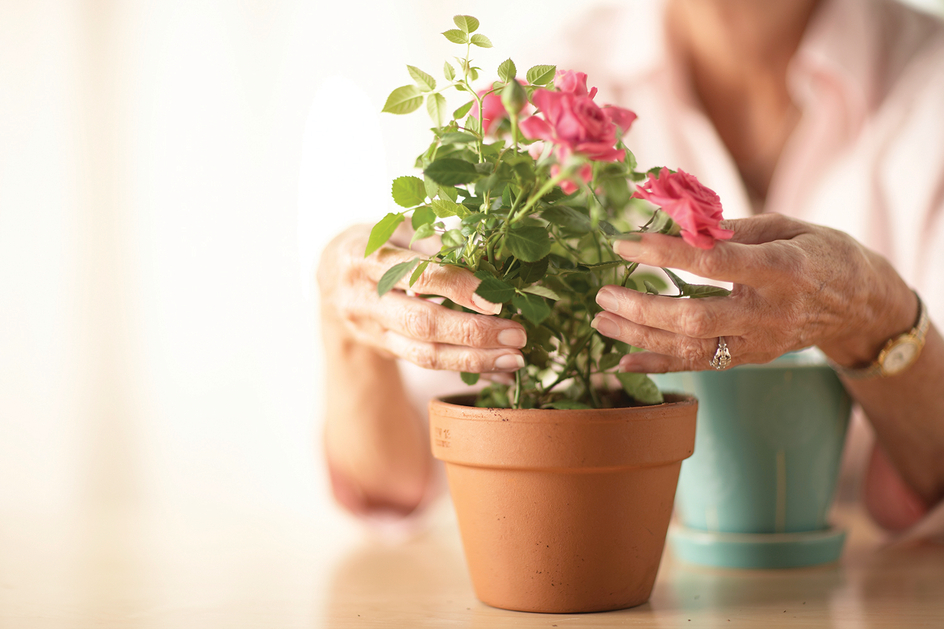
[321,309,433,515]
[843,324,944,515]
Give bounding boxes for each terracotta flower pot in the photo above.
[429,393,697,613]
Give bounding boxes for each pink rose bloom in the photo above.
[519,89,636,162]
[633,168,734,249]
[472,90,507,135]
[552,70,637,134]
[554,70,597,99]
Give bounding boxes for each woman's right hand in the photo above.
[316,225,527,374]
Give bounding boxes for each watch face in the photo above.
[884,339,919,374]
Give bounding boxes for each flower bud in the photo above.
[501,79,528,117]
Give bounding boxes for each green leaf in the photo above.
[382,85,424,115]
[541,206,591,233]
[599,353,622,371]
[682,284,733,298]
[377,258,419,297]
[475,276,515,303]
[423,176,439,201]
[663,268,688,294]
[411,205,436,229]
[506,225,551,262]
[663,266,733,297]
[443,29,468,44]
[579,260,624,272]
[526,64,556,85]
[427,93,447,127]
[470,34,492,48]
[616,372,664,405]
[439,185,460,202]
[497,58,516,83]
[409,259,430,287]
[391,176,426,208]
[461,212,487,227]
[453,15,479,33]
[464,113,481,135]
[441,131,478,145]
[522,285,559,300]
[444,61,456,81]
[643,280,661,295]
[410,222,436,245]
[512,293,551,325]
[431,197,470,219]
[598,220,619,236]
[460,371,480,386]
[365,213,405,257]
[407,65,436,91]
[453,100,474,119]
[441,229,465,248]
[424,158,481,186]
[517,256,549,284]
[602,175,631,210]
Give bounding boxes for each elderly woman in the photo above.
[316,0,944,535]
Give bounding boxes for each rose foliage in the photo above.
[370,15,733,409]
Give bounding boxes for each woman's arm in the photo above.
[592,214,944,525]
[316,225,527,515]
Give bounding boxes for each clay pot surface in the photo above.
[430,393,697,613]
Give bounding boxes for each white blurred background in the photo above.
[2,0,943,534]
[0,0,610,535]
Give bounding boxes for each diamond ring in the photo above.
[709,336,732,370]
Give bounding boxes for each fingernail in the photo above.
[472,293,502,315]
[595,289,619,313]
[614,239,641,258]
[590,315,620,338]
[498,328,527,348]
[494,354,525,371]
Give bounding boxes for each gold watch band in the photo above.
[829,291,929,380]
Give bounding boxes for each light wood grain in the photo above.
[1,503,941,628]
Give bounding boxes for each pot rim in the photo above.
[431,392,696,424]
[429,392,698,470]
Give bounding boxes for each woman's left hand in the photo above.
[591,213,918,373]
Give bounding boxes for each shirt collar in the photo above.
[788,0,880,137]
[603,0,880,134]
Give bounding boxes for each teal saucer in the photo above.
[668,525,847,569]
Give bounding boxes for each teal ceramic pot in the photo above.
[655,351,853,568]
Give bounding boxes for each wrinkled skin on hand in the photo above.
[591,213,916,373]
[317,224,527,374]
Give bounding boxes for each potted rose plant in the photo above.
[368,15,732,613]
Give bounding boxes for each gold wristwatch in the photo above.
[830,292,929,380]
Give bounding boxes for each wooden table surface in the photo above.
[2,501,942,628]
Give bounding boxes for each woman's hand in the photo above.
[317,224,527,374]
[591,213,918,373]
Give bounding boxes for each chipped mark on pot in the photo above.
[485,407,510,422]
[434,427,451,448]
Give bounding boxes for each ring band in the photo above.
[709,336,732,370]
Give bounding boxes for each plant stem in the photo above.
[512,172,569,223]
[622,261,639,287]
[541,330,595,398]
[510,112,519,153]
[513,369,522,409]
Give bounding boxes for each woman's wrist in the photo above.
[819,265,918,370]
